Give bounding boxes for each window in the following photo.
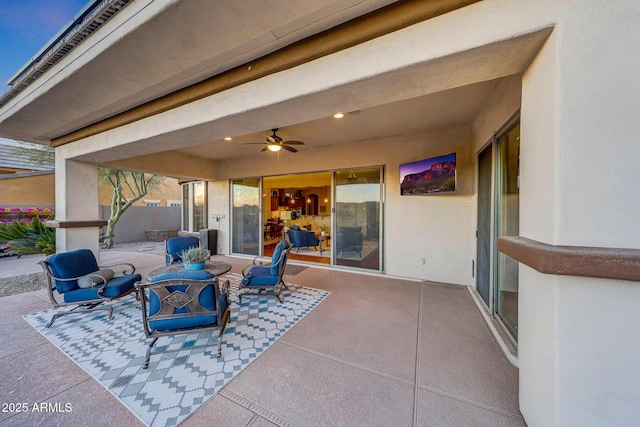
[144,199,160,207]
[181,181,207,232]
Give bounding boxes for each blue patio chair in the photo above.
[136,270,230,369]
[287,225,319,252]
[239,239,292,303]
[165,235,201,264]
[39,249,141,327]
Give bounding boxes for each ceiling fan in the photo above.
[243,128,305,153]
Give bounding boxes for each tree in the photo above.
[99,169,165,248]
[9,141,166,249]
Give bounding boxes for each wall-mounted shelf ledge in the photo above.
[498,236,640,282]
[46,220,108,228]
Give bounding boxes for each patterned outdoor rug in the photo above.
[23,273,329,427]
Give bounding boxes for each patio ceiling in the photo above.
[0,0,548,172]
[173,79,500,162]
[0,0,398,144]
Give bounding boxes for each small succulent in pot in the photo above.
[179,245,210,265]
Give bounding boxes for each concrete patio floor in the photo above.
[0,250,524,427]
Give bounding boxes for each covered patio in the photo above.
[0,249,522,426]
[2,1,640,426]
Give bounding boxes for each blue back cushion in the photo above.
[166,236,200,261]
[146,270,223,331]
[289,225,301,231]
[47,249,99,293]
[270,240,288,275]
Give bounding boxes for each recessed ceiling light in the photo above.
[333,113,344,119]
[224,137,232,141]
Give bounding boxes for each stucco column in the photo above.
[518,2,640,426]
[54,156,101,256]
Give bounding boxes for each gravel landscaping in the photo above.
[0,242,166,297]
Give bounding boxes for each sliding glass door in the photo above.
[495,123,520,340]
[181,181,207,232]
[231,178,260,256]
[476,117,520,344]
[334,168,382,271]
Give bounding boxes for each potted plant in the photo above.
[179,245,210,270]
[319,224,327,236]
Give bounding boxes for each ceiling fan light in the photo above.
[267,144,281,152]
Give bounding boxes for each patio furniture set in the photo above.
[38,236,293,368]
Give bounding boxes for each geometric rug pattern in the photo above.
[23,273,329,427]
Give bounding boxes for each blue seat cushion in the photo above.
[149,270,214,283]
[47,249,100,293]
[270,240,288,275]
[242,266,279,287]
[146,271,226,331]
[63,273,141,303]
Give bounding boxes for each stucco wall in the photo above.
[0,172,181,207]
[100,205,180,244]
[0,173,55,205]
[519,3,640,426]
[213,124,474,285]
[98,176,182,206]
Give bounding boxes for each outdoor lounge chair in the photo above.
[39,249,141,327]
[136,270,230,369]
[165,235,201,264]
[239,239,292,303]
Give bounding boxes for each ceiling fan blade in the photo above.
[282,140,305,145]
[261,146,270,152]
[242,142,268,145]
[266,135,277,143]
[282,145,298,153]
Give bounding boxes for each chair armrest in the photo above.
[242,259,279,278]
[242,255,274,277]
[99,262,136,275]
[41,270,111,297]
[220,279,230,295]
[41,272,85,284]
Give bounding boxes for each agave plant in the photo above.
[0,216,56,255]
[179,245,210,264]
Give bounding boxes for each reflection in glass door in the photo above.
[334,168,382,270]
[231,178,260,256]
[193,181,206,231]
[495,123,520,341]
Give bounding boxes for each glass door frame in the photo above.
[475,112,520,347]
[493,116,520,344]
[333,166,384,273]
[230,177,262,256]
[230,167,384,273]
[181,181,207,233]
